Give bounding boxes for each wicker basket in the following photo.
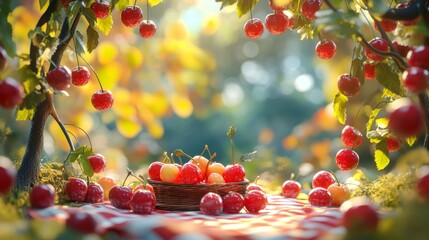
[147,179,249,211]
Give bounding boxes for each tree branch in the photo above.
[382,0,424,21]
[418,93,429,150]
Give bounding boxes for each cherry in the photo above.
[336,148,359,171]
[71,66,90,86]
[200,192,223,215]
[30,184,55,209]
[190,155,209,179]
[417,173,429,202]
[148,161,164,181]
[341,125,363,148]
[129,189,156,214]
[327,183,350,207]
[265,12,289,35]
[269,0,287,12]
[133,183,155,195]
[282,180,301,198]
[247,183,264,192]
[0,164,15,196]
[90,1,110,19]
[207,172,225,184]
[66,211,99,234]
[139,20,157,39]
[97,176,116,200]
[180,162,202,184]
[85,182,104,203]
[403,67,429,93]
[223,164,246,183]
[374,19,397,33]
[222,191,244,214]
[174,163,184,183]
[308,187,331,207]
[301,0,323,20]
[0,46,6,70]
[207,162,225,176]
[407,46,429,70]
[386,136,401,152]
[288,16,295,29]
[91,90,114,111]
[388,103,424,137]
[365,37,389,61]
[46,66,71,90]
[65,177,88,202]
[88,153,107,173]
[109,185,133,209]
[121,6,143,28]
[0,78,24,109]
[392,41,411,58]
[312,171,336,189]
[244,18,264,39]
[159,163,180,183]
[244,190,268,213]
[315,39,336,60]
[363,62,375,80]
[341,199,379,234]
[337,73,361,97]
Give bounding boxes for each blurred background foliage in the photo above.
[0,0,420,190]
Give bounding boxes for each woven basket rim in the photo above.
[147,179,249,186]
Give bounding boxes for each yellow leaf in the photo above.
[116,118,141,138]
[171,93,193,118]
[148,0,162,7]
[375,140,390,170]
[97,42,118,64]
[375,118,389,128]
[96,64,121,90]
[148,120,164,139]
[125,46,144,69]
[95,14,113,35]
[112,88,136,118]
[333,93,348,124]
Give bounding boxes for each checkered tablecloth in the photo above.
[28,195,345,240]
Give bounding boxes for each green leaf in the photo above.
[315,10,361,38]
[406,136,417,146]
[375,62,403,96]
[0,0,16,56]
[351,45,365,85]
[236,0,258,18]
[86,25,99,53]
[366,108,381,132]
[148,0,162,7]
[239,151,257,163]
[16,66,39,94]
[95,15,113,35]
[227,126,236,139]
[367,130,383,143]
[333,92,348,124]
[74,31,86,55]
[215,0,238,9]
[78,154,94,177]
[68,146,93,163]
[375,140,390,170]
[111,0,129,12]
[82,7,96,27]
[16,91,45,121]
[39,0,48,9]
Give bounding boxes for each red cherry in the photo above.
[222,191,244,214]
[365,37,389,61]
[223,164,246,183]
[337,73,361,97]
[388,103,424,137]
[407,46,429,70]
[308,187,331,207]
[65,177,88,202]
[91,90,113,111]
[109,185,133,209]
[341,125,363,148]
[417,173,429,202]
[386,136,401,152]
[180,162,202,184]
[341,201,379,233]
[0,78,24,109]
[244,190,268,213]
[392,41,411,58]
[85,182,104,203]
[288,16,295,29]
[129,189,156,214]
[71,66,90,86]
[269,0,287,12]
[66,211,99,234]
[139,20,157,38]
[403,66,429,93]
[0,46,6,70]
[88,153,107,173]
[312,171,336,189]
[148,161,163,181]
[364,62,375,80]
[327,183,350,207]
[30,184,55,209]
[200,192,223,215]
[46,66,71,90]
[315,39,336,60]
[265,12,289,35]
[121,6,143,28]
[247,183,264,192]
[90,1,110,19]
[336,148,359,171]
[374,19,397,33]
[133,183,155,195]
[244,18,264,39]
[0,165,15,196]
[301,0,323,20]
[282,180,301,198]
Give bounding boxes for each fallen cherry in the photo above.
[109,185,133,209]
[223,191,244,214]
[200,192,223,215]
[65,177,88,202]
[85,182,104,203]
[308,187,331,207]
[129,189,156,214]
[244,190,268,213]
[30,184,55,209]
[66,211,99,234]
[282,180,301,198]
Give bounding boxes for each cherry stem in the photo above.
[64,123,93,150]
[330,171,341,186]
[204,152,217,180]
[133,0,137,8]
[348,45,357,76]
[205,145,212,158]
[122,168,133,187]
[170,153,176,164]
[146,0,150,20]
[250,6,253,20]
[253,175,260,184]
[72,35,80,68]
[317,31,323,41]
[138,174,148,186]
[229,138,235,165]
